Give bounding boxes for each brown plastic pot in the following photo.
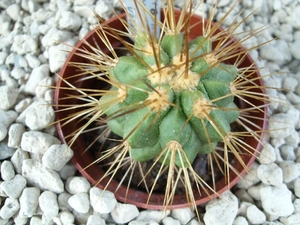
[55,10,267,209]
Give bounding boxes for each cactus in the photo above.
[56,0,269,213]
[100,33,239,167]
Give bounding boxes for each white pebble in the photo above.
[129,221,159,225]
[8,123,25,148]
[280,144,296,161]
[48,41,75,73]
[58,192,73,211]
[285,129,300,148]
[259,143,276,164]
[19,187,40,218]
[135,209,170,222]
[1,160,15,181]
[0,123,7,141]
[289,40,300,60]
[21,131,60,155]
[25,54,41,69]
[90,187,117,214]
[65,176,91,195]
[0,111,17,128]
[24,64,49,95]
[42,144,73,171]
[86,215,106,225]
[59,210,75,224]
[59,11,82,31]
[283,77,299,92]
[246,204,266,224]
[204,191,238,225]
[233,216,249,225]
[22,159,64,193]
[14,98,32,113]
[0,86,18,110]
[11,35,38,55]
[25,99,55,130]
[247,185,262,201]
[30,216,42,225]
[279,161,300,183]
[39,191,59,219]
[0,198,20,219]
[10,148,29,174]
[41,27,74,47]
[257,163,283,185]
[294,198,300,213]
[35,77,53,99]
[111,203,139,224]
[171,207,195,224]
[68,192,90,213]
[0,174,27,199]
[280,213,300,225]
[6,3,20,21]
[162,217,181,225]
[268,113,294,139]
[294,178,300,198]
[234,189,254,203]
[59,163,77,180]
[260,183,294,217]
[236,162,260,189]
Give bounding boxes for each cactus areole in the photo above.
[100,33,239,168]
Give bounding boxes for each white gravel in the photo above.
[0,0,300,224]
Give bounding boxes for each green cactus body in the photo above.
[100,33,239,167]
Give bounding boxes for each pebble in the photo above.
[136,210,170,222]
[6,3,20,21]
[65,176,91,195]
[58,192,73,211]
[268,113,294,139]
[0,160,15,181]
[247,185,262,201]
[294,178,300,198]
[19,187,40,218]
[279,161,300,183]
[86,215,106,225]
[42,144,73,171]
[203,191,238,225]
[129,220,159,225]
[111,203,139,224]
[233,216,249,225]
[280,213,300,225]
[58,11,82,31]
[10,148,29,174]
[259,143,276,164]
[39,191,59,219]
[55,210,75,225]
[246,204,266,224]
[260,183,294,217]
[21,131,60,155]
[22,159,64,193]
[0,174,27,199]
[25,99,55,130]
[280,144,296,161]
[68,192,90,213]
[24,64,50,95]
[0,142,15,160]
[257,163,283,185]
[90,187,117,214]
[0,86,18,110]
[8,123,25,148]
[58,163,77,180]
[171,207,195,224]
[162,217,181,225]
[289,40,300,59]
[0,198,20,220]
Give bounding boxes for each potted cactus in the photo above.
[55,0,267,211]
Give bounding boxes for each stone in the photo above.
[35,77,53,99]
[58,192,73,211]
[68,192,90,213]
[25,54,41,69]
[257,163,283,185]
[279,161,300,183]
[171,207,195,224]
[111,203,139,224]
[0,174,27,199]
[268,113,294,139]
[42,144,73,171]
[0,110,17,128]
[280,213,300,225]
[25,99,55,130]
[1,160,15,181]
[0,86,18,110]
[90,187,117,214]
[260,183,294,217]
[246,204,266,224]
[0,123,7,141]
[289,40,300,60]
[14,98,32,113]
[10,148,29,174]
[86,215,106,225]
[233,216,249,225]
[6,3,20,21]
[8,123,25,148]
[129,220,159,225]
[295,178,300,198]
[58,210,75,225]
[0,141,16,160]
[11,35,38,55]
[283,77,299,92]
[58,11,82,31]
[259,143,276,164]
[58,163,77,180]
[162,217,181,225]
[22,159,64,193]
[24,64,49,95]
[19,187,40,218]
[135,210,170,223]
[247,185,262,201]
[204,191,238,225]
[21,131,60,155]
[280,144,296,161]
[39,191,59,219]
[0,198,20,220]
[65,176,91,194]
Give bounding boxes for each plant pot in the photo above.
[54,10,267,209]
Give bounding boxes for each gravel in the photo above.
[0,0,300,224]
